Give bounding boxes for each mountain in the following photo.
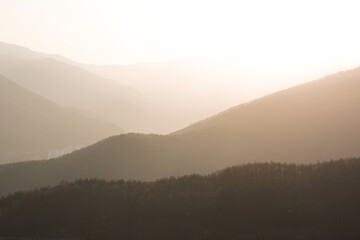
[0,42,246,133]
[1,42,238,134]
[2,158,360,239]
[1,41,357,134]
[174,66,360,162]
[0,41,311,134]
[81,57,279,133]
[0,55,134,106]
[81,55,344,134]
[0,41,73,63]
[0,55,144,131]
[0,74,119,164]
[1,66,360,196]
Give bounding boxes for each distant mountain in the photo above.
[0,54,145,131]
[1,41,306,134]
[1,67,360,196]
[0,55,135,109]
[0,74,119,164]
[81,55,346,134]
[0,41,73,63]
[1,41,357,134]
[1,42,226,133]
[0,41,246,133]
[81,57,267,133]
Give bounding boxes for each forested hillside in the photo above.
[1,158,360,239]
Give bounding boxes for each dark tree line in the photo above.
[1,158,360,239]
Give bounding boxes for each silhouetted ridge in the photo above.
[1,158,360,239]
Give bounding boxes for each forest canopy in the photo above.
[1,158,360,239]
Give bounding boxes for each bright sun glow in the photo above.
[1,0,360,101]
[1,0,360,66]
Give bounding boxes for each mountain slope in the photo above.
[81,55,346,134]
[0,74,119,164]
[1,41,303,134]
[174,66,360,162]
[1,66,360,196]
[81,57,272,133]
[1,42,239,133]
[0,55,143,131]
[0,41,73,63]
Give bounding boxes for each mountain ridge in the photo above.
[0,74,120,164]
[174,66,360,135]
[1,65,360,196]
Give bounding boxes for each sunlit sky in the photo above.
[1,0,360,67]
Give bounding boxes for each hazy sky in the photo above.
[1,0,360,67]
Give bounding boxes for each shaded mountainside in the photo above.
[1,66,360,196]
[0,75,119,164]
[0,134,208,196]
[1,159,360,239]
